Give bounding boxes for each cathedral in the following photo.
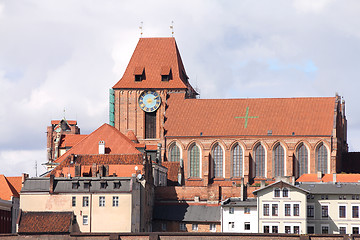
[110,37,348,187]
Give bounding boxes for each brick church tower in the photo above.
[110,38,197,151]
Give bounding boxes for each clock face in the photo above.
[138,90,161,112]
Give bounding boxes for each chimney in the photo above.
[49,175,55,194]
[92,163,97,177]
[317,171,323,181]
[99,140,105,154]
[240,178,245,201]
[333,173,337,183]
[260,180,266,188]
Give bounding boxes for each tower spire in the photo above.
[139,21,143,38]
[170,21,174,37]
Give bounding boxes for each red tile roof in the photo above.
[297,173,360,183]
[0,175,21,200]
[162,161,180,185]
[51,120,77,125]
[146,144,158,151]
[165,92,337,137]
[59,134,87,148]
[53,124,141,164]
[113,38,190,90]
[18,211,73,233]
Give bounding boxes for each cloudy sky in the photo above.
[1,0,360,176]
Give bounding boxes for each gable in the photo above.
[112,38,190,90]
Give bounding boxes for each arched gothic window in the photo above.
[296,143,308,178]
[316,143,328,174]
[254,144,265,177]
[212,143,223,178]
[232,144,243,177]
[189,144,200,177]
[273,144,284,177]
[169,143,180,162]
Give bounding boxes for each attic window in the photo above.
[160,66,171,81]
[72,181,79,189]
[100,181,107,189]
[134,66,144,82]
[114,181,121,189]
[84,181,91,189]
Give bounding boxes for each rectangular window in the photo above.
[228,222,234,230]
[114,181,121,189]
[83,196,89,207]
[99,196,105,207]
[322,225,329,234]
[72,196,76,207]
[353,227,359,234]
[145,112,156,139]
[100,182,107,189]
[229,207,234,214]
[161,75,169,81]
[272,226,278,233]
[272,204,278,216]
[285,226,291,233]
[210,223,216,232]
[307,226,315,234]
[264,204,270,216]
[179,223,186,231]
[294,226,300,234]
[274,188,280,197]
[84,181,90,189]
[322,205,328,218]
[244,222,250,230]
[161,223,167,231]
[285,204,291,216]
[72,182,78,189]
[112,196,119,207]
[307,205,314,217]
[135,75,142,82]
[339,206,346,218]
[83,215,88,225]
[294,204,300,216]
[244,207,250,214]
[264,225,270,233]
[340,227,346,234]
[283,188,289,197]
[192,223,198,231]
[353,206,359,218]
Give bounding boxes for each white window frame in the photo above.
[339,204,347,219]
[321,224,330,234]
[83,196,89,207]
[321,204,329,219]
[179,222,186,231]
[352,204,360,219]
[83,215,88,225]
[229,207,234,214]
[228,222,235,231]
[210,223,216,232]
[112,196,119,207]
[99,196,105,207]
[338,225,347,234]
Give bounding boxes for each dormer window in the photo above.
[160,66,171,81]
[134,66,145,82]
[274,188,280,197]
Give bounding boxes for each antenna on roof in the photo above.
[35,160,38,177]
[139,21,143,37]
[63,107,66,119]
[170,21,174,37]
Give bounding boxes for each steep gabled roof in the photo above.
[53,124,141,164]
[113,38,190,90]
[0,175,22,200]
[165,93,337,137]
[253,180,309,195]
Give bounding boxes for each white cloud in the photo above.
[0,149,46,177]
[1,0,360,175]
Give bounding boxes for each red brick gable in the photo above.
[112,38,190,90]
[53,124,141,164]
[18,211,73,233]
[162,162,180,185]
[164,92,337,137]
